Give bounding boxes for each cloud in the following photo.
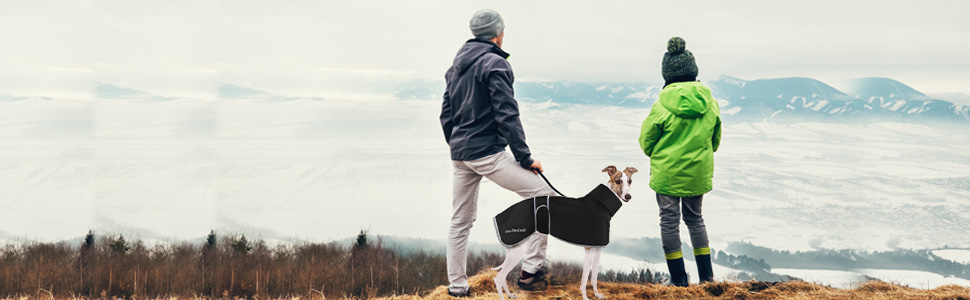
[1,0,969,97]
[318,67,415,77]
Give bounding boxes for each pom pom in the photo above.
[667,36,686,54]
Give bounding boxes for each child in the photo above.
[639,36,722,287]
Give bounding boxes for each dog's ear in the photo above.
[624,167,639,175]
[602,165,617,176]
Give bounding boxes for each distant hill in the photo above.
[396,80,658,107]
[217,83,325,101]
[709,76,968,123]
[398,76,970,123]
[94,83,174,101]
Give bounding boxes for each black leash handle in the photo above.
[534,169,566,197]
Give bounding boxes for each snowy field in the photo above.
[934,249,970,265]
[1,96,969,287]
[771,268,970,289]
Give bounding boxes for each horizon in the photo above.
[17,74,970,107]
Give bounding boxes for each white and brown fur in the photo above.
[492,165,638,300]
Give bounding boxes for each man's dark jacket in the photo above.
[440,39,533,168]
[493,184,623,248]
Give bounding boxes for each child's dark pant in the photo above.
[656,193,709,253]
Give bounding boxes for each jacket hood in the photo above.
[451,39,509,75]
[659,82,709,118]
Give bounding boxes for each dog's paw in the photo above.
[508,293,518,299]
[595,293,606,299]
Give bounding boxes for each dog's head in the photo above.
[602,166,637,202]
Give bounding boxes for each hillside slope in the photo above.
[378,270,970,300]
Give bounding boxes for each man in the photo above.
[440,9,555,297]
[639,36,721,287]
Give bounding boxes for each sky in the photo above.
[1,0,969,101]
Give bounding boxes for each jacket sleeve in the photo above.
[712,115,721,152]
[639,107,664,157]
[439,90,454,144]
[486,59,534,168]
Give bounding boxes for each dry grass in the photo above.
[1,270,968,300]
[375,270,970,300]
[2,231,968,300]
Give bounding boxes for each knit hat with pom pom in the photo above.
[661,36,698,85]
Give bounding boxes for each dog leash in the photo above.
[533,169,567,197]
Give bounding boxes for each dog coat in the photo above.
[493,184,622,248]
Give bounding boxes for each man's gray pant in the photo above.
[448,151,555,290]
[656,193,709,254]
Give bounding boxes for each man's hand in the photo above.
[529,160,544,174]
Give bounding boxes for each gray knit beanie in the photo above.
[661,36,699,83]
[470,9,504,39]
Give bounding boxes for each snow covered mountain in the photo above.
[707,76,859,120]
[708,76,968,123]
[514,81,658,107]
[397,76,970,123]
[395,80,658,107]
[835,77,963,120]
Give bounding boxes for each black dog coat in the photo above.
[493,184,622,248]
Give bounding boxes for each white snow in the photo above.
[933,249,970,264]
[531,100,560,110]
[567,121,592,132]
[810,100,829,111]
[772,268,868,288]
[856,268,970,289]
[722,78,746,88]
[773,268,970,289]
[624,91,652,99]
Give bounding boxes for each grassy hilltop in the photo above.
[378,270,970,300]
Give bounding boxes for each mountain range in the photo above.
[396,76,970,123]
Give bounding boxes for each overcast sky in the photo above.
[1,0,968,100]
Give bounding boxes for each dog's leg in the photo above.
[493,247,513,300]
[591,247,605,299]
[504,246,527,299]
[494,245,527,300]
[581,247,595,300]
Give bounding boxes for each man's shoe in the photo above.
[516,269,547,290]
[447,286,470,297]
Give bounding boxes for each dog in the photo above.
[491,165,637,300]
